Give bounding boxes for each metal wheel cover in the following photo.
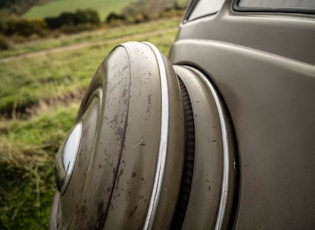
[51,42,237,230]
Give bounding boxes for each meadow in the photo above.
[0,17,181,229]
[23,0,133,20]
[22,0,188,20]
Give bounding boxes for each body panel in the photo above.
[170,1,315,228]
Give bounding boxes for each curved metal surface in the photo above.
[186,66,234,230]
[59,88,102,228]
[170,2,315,228]
[52,41,237,229]
[51,42,184,230]
[142,42,170,230]
[174,65,236,229]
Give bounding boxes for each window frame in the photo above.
[183,0,225,22]
[233,0,315,15]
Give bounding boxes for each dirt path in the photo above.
[0,27,178,63]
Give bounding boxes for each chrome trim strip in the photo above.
[187,67,230,230]
[55,121,83,194]
[143,42,170,230]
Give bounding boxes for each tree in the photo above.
[75,9,100,26]
[105,12,125,24]
[59,12,76,26]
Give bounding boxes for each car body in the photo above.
[50,0,315,229]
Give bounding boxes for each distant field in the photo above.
[23,0,133,20]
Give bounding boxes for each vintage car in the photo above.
[50,0,315,229]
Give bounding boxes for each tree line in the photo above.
[0,9,100,37]
[106,1,186,26]
[0,8,101,49]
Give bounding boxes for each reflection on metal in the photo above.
[55,122,82,194]
[143,42,170,230]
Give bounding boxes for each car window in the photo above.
[236,0,315,13]
[187,0,225,21]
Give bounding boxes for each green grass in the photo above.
[0,17,181,229]
[0,105,77,229]
[23,0,133,21]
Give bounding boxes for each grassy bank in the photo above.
[0,17,181,229]
[0,106,77,229]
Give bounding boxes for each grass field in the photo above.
[23,0,133,20]
[0,17,181,229]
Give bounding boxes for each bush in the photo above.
[0,21,4,34]
[59,12,77,26]
[75,9,100,26]
[0,36,10,50]
[3,18,47,37]
[45,9,100,30]
[160,8,185,18]
[45,17,61,30]
[105,12,126,24]
[132,14,150,24]
[29,19,48,37]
